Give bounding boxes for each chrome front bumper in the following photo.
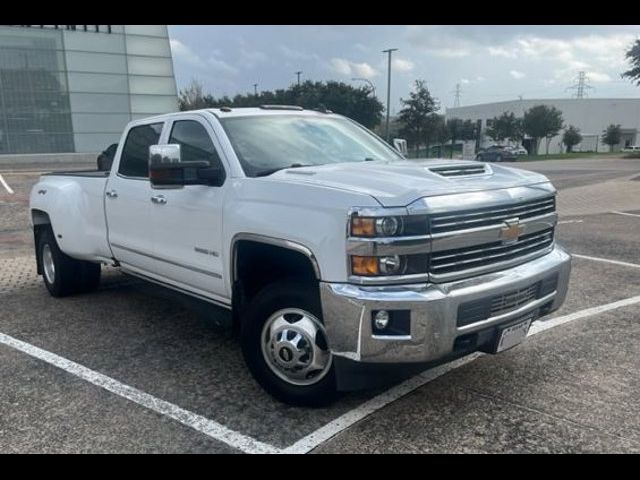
[321,244,571,364]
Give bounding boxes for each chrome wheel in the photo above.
[42,243,56,285]
[261,308,332,386]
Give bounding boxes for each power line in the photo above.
[566,71,594,99]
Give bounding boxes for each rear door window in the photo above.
[118,123,163,178]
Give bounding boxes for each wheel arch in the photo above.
[31,209,53,275]
[230,233,322,329]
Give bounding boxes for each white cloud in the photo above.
[170,39,202,66]
[280,45,320,61]
[171,38,239,76]
[239,48,268,68]
[510,70,526,79]
[392,58,414,72]
[460,78,470,84]
[330,58,379,79]
[207,56,239,76]
[586,71,612,83]
[488,46,517,58]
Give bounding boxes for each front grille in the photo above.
[490,284,538,316]
[429,164,487,177]
[430,195,555,234]
[457,273,558,327]
[430,228,554,277]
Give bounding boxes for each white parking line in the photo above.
[557,220,584,225]
[3,293,640,454]
[572,253,640,269]
[282,294,640,454]
[611,210,640,218]
[0,332,280,454]
[0,174,14,194]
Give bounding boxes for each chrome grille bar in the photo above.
[430,196,555,234]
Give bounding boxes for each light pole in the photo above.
[253,83,258,96]
[382,48,398,142]
[351,77,376,98]
[295,71,302,86]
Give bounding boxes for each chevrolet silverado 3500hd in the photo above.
[29,106,571,405]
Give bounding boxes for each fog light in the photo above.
[379,255,404,275]
[374,310,390,331]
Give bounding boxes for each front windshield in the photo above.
[219,114,403,177]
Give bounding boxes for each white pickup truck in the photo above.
[29,106,571,405]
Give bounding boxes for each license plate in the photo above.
[495,318,532,353]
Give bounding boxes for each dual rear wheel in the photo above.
[37,228,101,297]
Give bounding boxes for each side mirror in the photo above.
[148,144,225,188]
[392,138,408,156]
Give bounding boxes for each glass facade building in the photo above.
[0,25,178,154]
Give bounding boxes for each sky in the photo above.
[167,25,640,114]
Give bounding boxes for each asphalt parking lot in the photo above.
[0,157,639,453]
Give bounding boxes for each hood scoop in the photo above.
[429,163,490,177]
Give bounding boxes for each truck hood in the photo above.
[269,159,551,207]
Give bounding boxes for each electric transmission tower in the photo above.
[452,83,461,107]
[566,71,593,99]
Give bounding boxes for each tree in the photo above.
[178,79,210,111]
[602,124,622,152]
[397,80,440,154]
[188,80,384,129]
[522,105,564,155]
[562,126,582,153]
[622,39,640,86]
[486,112,523,144]
[443,118,477,158]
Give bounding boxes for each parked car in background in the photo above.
[507,145,528,156]
[475,145,518,162]
[622,145,640,153]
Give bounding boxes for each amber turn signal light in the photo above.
[351,256,379,276]
[351,217,375,237]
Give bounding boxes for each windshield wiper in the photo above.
[254,163,310,177]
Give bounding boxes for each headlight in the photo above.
[376,217,401,236]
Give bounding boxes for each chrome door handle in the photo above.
[151,195,167,205]
[106,190,118,198]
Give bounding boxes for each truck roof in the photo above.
[134,107,336,124]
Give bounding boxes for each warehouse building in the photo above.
[0,25,178,155]
[446,98,640,155]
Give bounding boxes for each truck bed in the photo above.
[42,170,110,178]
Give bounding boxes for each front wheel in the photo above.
[240,280,337,406]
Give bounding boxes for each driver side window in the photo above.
[168,120,224,169]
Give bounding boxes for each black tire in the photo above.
[37,228,101,297]
[240,280,338,407]
[76,261,101,294]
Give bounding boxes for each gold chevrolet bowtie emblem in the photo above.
[501,218,523,243]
